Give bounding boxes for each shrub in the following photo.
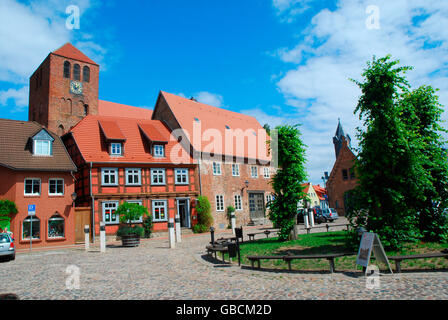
[117,226,145,237]
[197,196,213,228]
[227,206,235,229]
[0,199,18,230]
[193,224,209,234]
[142,215,154,238]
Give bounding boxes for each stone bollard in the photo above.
[100,222,106,253]
[168,218,175,249]
[175,214,181,243]
[231,214,236,235]
[84,225,90,251]
[304,213,310,229]
[210,227,215,244]
[308,209,315,228]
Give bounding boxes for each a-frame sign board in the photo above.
[356,232,393,274]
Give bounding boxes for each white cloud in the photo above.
[0,86,29,112]
[194,91,224,108]
[273,0,448,184]
[273,0,315,20]
[0,0,106,110]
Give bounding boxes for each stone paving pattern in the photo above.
[1,221,448,300]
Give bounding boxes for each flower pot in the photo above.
[121,234,140,247]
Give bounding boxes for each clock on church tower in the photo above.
[28,43,99,136]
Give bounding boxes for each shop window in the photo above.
[48,214,65,238]
[152,200,167,222]
[23,216,40,240]
[103,201,119,224]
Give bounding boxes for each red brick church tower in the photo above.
[28,43,99,135]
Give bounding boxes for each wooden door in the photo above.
[249,193,265,220]
[74,207,91,243]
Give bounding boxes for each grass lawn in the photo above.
[222,231,448,272]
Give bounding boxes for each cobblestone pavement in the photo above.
[1,223,447,300]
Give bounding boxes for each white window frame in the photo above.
[24,178,41,196]
[48,178,64,196]
[22,216,40,240]
[232,164,240,176]
[174,168,189,185]
[101,168,118,186]
[213,162,222,175]
[153,145,165,158]
[110,142,122,156]
[102,201,119,225]
[126,200,144,223]
[152,200,168,222]
[216,195,224,212]
[48,214,65,238]
[263,167,270,179]
[151,168,166,185]
[125,168,141,186]
[34,140,51,156]
[251,166,258,178]
[234,194,242,211]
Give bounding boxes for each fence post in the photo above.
[84,225,90,251]
[99,222,106,253]
[168,218,175,249]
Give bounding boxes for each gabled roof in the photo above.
[138,123,168,144]
[98,120,126,141]
[156,91,270,162]
[52,43,98,65]
[98,100,153,119]
[0,119,76,172]
[69,115,193,164]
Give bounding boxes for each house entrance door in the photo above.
[249,192,265,221]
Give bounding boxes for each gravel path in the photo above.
[1,224,447,300]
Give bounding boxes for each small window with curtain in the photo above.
[73,64,80,81]
[48,214,65,238]
[64,61,71,78]
[83,66,90,82]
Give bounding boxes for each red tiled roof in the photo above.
[98,100,153,119]
[158,91,271,162]
[52,43,97,65]
[138,123,168,144]
[69,115,193,164]
[98,120,126,141]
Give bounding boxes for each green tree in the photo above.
[399,86,448,241]
[193,196,213,233]
[349,55,448,249]
[116,202,148,237]
[263,124,271,136]
[0,200,18,230]
[268,125,308,241]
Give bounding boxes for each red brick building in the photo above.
[326,120,358,216]
[152,92,274,229]
[28,43,274,234]
[0,119,77,249]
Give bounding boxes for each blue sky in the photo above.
[0,0,447,185]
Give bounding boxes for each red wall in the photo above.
[0,166,75,249]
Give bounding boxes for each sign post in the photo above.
[356,232,393,274]
[27,205,36,252]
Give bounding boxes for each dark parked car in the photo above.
[322,208,339,222]
[0,233,15,261]
[297,207,326,224]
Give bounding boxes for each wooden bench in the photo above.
[247,230,275,241]
[283,253,354,273]
[247,255,285,269]
[206,244,229,262]
[388,252,448,273]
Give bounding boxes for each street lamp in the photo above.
[241,180,250,192]
[71,192,77,207]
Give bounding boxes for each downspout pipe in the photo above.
[90,162,95,242]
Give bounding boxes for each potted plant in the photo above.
[226,206,235,229]
[116,202,148,247]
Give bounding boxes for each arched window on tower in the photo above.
[64,61,71,78]
[83,104,89,116]
[73,64,80,81]
[57,125,65,136]
[83,66,90,83]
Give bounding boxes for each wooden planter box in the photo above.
[121,234,140,247]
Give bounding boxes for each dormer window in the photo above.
[110,142,122,156]
[32,129,54,156]
[154,145,165,157]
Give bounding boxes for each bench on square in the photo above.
[283,253,354,273]
[206,244,229,262]
[247,255,284,269]
[388,252,448,273]
[247,230,275,241]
